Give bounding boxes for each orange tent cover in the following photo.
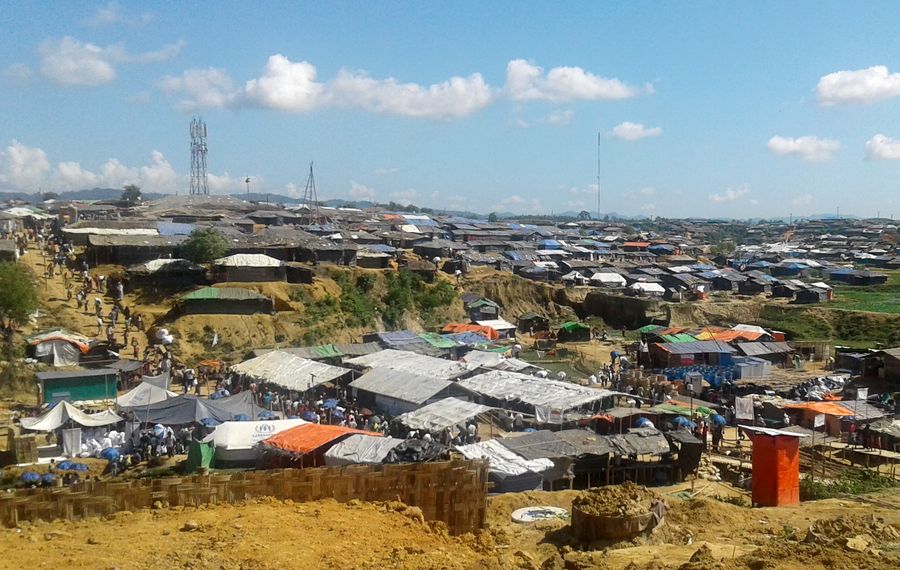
[259,424,379,455]
[783,401,853,417]
[441,323,500,340]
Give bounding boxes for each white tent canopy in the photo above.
[591,272,626,286]
[231,351,350,392]
[455,439,553,477]
[115,381,177,408]
[202,419,306,462]
[395,397,494,432]
[214,253,284,267]
[323,434,404,466]
[345,349,472,380]
[21,401,122,432]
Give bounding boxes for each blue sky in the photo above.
[2,1,900,218]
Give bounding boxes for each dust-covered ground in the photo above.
[3,484,899,570]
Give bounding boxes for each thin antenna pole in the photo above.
[597,132,601,220]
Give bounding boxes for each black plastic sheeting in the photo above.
[124,391,257,425]
[383,439,448,463]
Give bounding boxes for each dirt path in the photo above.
[22,245,150,363]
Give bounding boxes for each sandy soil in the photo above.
[3,484,898,570]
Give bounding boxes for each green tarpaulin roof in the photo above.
[418,332,459,349]
[650,403,714,417]
[637,324,664,333]
[181,287,267,301]
[660,333,697,343]
[559,321,590,332]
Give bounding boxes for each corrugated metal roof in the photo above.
[231,350,350,391]
[345,349,472,380]
[652,340,735,354]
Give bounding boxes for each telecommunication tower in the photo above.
[301,162,321,224]
[189,118,209,196]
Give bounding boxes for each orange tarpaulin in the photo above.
[441,323,500,340]
[783,401,854,417]
[259,424,379,456]
[695,330,765,342]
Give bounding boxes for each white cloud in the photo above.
[39,36,184,86]
[545,109,574,126]
[767,135,841,162]
[505,59,643,102]
[490,194,543,214]
[162,56,642,119]
[389,188,418,206]
[865,134,900,160]
[709,184,750,204]
[159,68,236,112]
[86,2,154,27]
[4,63,33,83]
[0,140,50,190]
[349,181,376,200]
[637,186,656,196]
[374,167,399,175]
[139,150,177,192]
[328,68,492,119]
[641,203,656,213]
[611,121,662,141]
[208,172,254,194]
[282,182,300,198]
[56,161,100,188]
[792,193,814,207]
[816,65,900,106]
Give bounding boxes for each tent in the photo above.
[258,423,379,462]
[141,371,171,389]
[125,391,257,425]
[25,328,91,366]
[20,401,122,431]
[557,322,591,342]
[202,419,306,463]
[115,381,176,407]
[230,351,351,392]
[455,439,553,492]
[395,397,493,433]
[323,434,405,466]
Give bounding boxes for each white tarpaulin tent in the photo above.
[395,397,493,432]
[116,381,177,408]
[214,253,284,267]
[345,349,472,380]
[20,401,123,432]
[141,371,171,389]
[323,434,404,466]
[231,350,350,392]
[455,439,554,477]
[459,370,624,424]
[202,419,307,462]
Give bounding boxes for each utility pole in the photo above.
[245,177,251,196]
[597,132,601,220]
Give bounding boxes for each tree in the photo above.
[578,210,591,220]
[488,212,498,222]
[40,192,59,201]
[0,262,37,330]
[182,228,229,263]
[121,184,142,204]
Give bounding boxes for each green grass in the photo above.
[826,270,900,314]
[800,468,898,501]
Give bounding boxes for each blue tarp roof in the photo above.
[157,221,195,236]
[442,332,492,346]
[362,244,397,253]
[538,239,562,249]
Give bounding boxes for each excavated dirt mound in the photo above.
[572,482,659,518]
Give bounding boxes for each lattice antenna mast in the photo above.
[301,162,321,224]
[189,118,209,196]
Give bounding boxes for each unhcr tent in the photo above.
[323,434,404,466]
[202,419,307,463]
[395,397,493,433]
[115,381,176,407]
[21,401,122,431]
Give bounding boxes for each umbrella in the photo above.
[300,411,317,422]
[257,410,276,420]
[57,460,74,470]
[331,409,344,420]
[69,463,89,472]
[20,471,40,483]
[233,414,252,421]
[100,447,120,462]
[671,416,696,429]
[634,417,654,428]
[200,417,220,427]
[709,414,727,427]
[359,408,374,417]
[323,399,338,410]
[41,473,57,484]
